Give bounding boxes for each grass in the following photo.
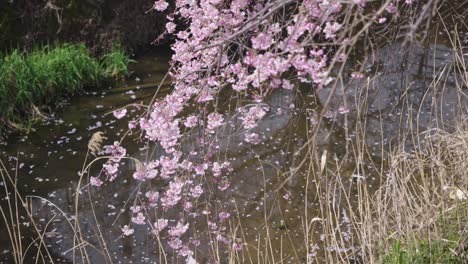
[101,44,131,78]
[230,15,468,263]
[382,200,467,264]
[385,238,465,264]
[233,100,468,264]
[0,132,112,263]
[2,114,466,263]
[0,43,130,129]
[1,0,467,263]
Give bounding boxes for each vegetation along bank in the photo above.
[0,43,130,131]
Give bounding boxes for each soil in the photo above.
[0,0,170,55]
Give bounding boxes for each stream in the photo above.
[0,32,467,263]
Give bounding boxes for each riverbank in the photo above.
[0,43,130,131]
[0,0,166,56]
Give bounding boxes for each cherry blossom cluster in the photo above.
[142,1,348,258]
[100,141,126,182]
[93,0,415,261]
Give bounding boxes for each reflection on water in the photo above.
[1,37,466,263]
[0,49,173,263]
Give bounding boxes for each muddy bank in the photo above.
[0,0,168,55]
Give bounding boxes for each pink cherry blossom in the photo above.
[193,163,208,176]
[241,105,268,129]
[130,205,141,213]
[153,0,168,11]
[386,3,399,15]
[90,176,103,187]
[122,225,134,236]
[190,185,204,198]
[168,238,183,250]
[145,191,159,207]
[338,106,350,114]
[128,120,137,129]
[166,22,176,34]
[183,201,193,211]
[184,116,198,128]
[310,112,319,125]
[169,222,189,237]
[161,178,184,208]
[353,0,367,7]
[131,212,146,225]
[113,109,127,119]
[245,132,260,144]
[232,242,243,251]
[219,212,231,220]
[323,22,342,39]
[351,72,366,79]
[251,32,274,50]
[207,113,224,132]
[133,166,146,181]
[103,162,119,179]
[91,0,410,257]
[218,181,230,191]
[104,141,126,162]
[152,219,168,234]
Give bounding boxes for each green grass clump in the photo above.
[384,239,464,264]
[101,44,131,78]
[383,205,467,264]
[0,43,129,127]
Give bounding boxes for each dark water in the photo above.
[0,34,467,263]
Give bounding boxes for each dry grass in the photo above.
[232,97,467,263]
[354,122,467,263]
[1,0,466,263]
[88,131,107,156]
